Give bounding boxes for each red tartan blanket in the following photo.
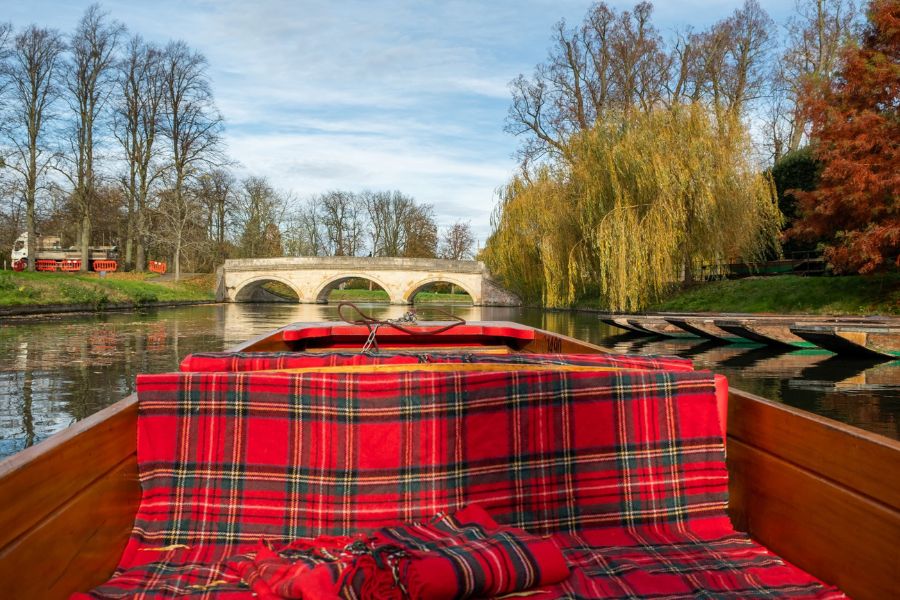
[179,351,694,373]
[76,367,844,599]
[228,504,569,600]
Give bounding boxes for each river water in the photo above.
[1,302,897,459]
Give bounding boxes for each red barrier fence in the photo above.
[148,260,167,274]
[35,260,57,272]
[91,260,117,272]
[60,260,81,272]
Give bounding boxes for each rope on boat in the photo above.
[336,301,466,353]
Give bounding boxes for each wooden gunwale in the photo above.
[0,394,140,598]
[726,388,900,599]
[0,322,896,599]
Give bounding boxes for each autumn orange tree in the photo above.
[790,0,899,273]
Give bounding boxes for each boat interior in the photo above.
[0,317,897,599]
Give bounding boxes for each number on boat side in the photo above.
[546,337,562,353]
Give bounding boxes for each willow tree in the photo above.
[483,104,781,310]
[482,167,575,304]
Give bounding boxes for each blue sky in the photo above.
[4,1,794,241]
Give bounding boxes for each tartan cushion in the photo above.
[227,504,570,600]
[179,351,693,373]
[77,368,843,599]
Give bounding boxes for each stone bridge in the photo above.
[217,257,521,306]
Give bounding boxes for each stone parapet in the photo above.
[220,257,520,306]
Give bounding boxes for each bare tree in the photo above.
[114,35,164,271]
[0,25,65,271]
[283,198,325,257]
[506,2,672,163]
[195,168,234,265]
[694,0,774,131]
[159,40,223,279]
[236,175,284,258]
[61,4,124,271]
[402,203,438,258]
[364,190,418,257]
[608,2,670,113]
[779,0,859,153]
[149,186,205,277]
[439,220,475,260]
[319,190,364,256]
[0,22,11,99]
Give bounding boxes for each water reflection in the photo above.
[0,303,897,458]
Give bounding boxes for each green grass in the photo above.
[328,289,391,302]
[325,288,473,304]
[0,270,214,310]
[648,273,900,315]
[412,291,473,304]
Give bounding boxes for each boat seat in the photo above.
[178,351,726,433]
[179,350,695,373]
[75,368,842,599]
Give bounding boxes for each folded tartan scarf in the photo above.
[227,504,569,600]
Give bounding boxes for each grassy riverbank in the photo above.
[0,271,215,310]
[648,274,900,315]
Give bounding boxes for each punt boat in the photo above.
[0,315,897,599]
[791,324,900,360]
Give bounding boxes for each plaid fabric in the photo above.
[78,367,843,599]
[543,528,847,599]
[227,504,569,600]
[179,351,693,373]
[179,352,424,372]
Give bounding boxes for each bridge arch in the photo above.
[314,273,396,304]
[233,274,302,302]
[403,276,477,305]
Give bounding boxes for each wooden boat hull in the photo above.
[714,319,812,348]
[664,318,740,343]
[600,317,647,335]
[627,318,696,338]
[791,325,900,359]
[0,321,897,599]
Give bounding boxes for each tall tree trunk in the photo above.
[25,189,36,272]
[136,240,146,272]
[125,186,135,270]
[135,206,146,272]
[80,210,91,272]
[26,147,37,272]
[174,234,181,281]
[788,110,805,153]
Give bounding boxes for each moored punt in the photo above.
[0,317,897,599]
[627,318,697,338]
[664,317,741,343]
[790,324,900,359]
[715,318,814,348]
[600,316,648,335]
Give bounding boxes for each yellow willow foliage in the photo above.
[482,167,578,304]
[483,105,782,310]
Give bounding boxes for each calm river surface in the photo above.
[1,302,898,458]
